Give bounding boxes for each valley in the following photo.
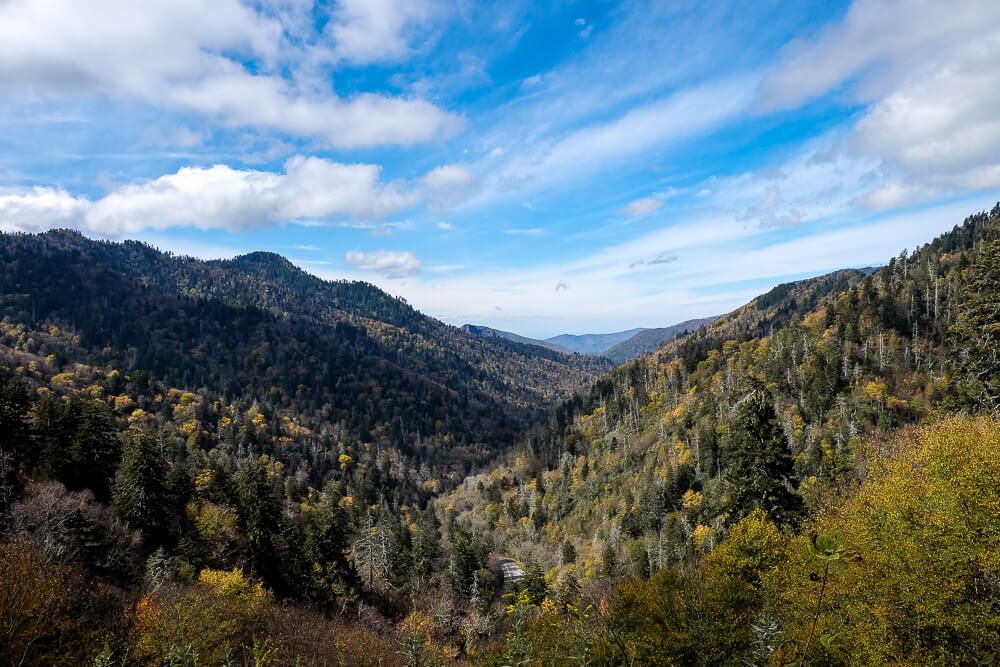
[1,205,998,664]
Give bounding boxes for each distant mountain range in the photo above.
[602,317,718,363]
[459,324,571,354]
[544,328,648,356]
[463,318,718,362]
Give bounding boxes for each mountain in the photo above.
[466,318,721,363]
[3,206,1000,666]
[460,324,572,354]
[0,230,609,486]
[543,328,648,355]
[444,203,1000,604]
[603,316,717,363]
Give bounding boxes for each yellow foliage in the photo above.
[779,417,1000,664]
[114,394,135,412]
[194,469,213,492]
[128,408,150,425]
[50,372,74,387]
[864,379,887,403]
[692,524,715,552]
[681,489,704,512]
[198,568,269,604]
[675,440,693,466]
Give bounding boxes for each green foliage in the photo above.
[2,207,1000,664]
[113,427,169,544]
[726,387,803,527]
[952,236,1000,410]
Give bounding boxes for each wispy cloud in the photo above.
[622,197,664,217]
[629,253,678,269]
[504,227,543,236]
[344,249,422,278]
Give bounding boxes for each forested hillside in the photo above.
[603,316,717,363]
[437,205,1000,662]
[448,206,1000,568]
[0,231,608,478]
[1,206,999,665]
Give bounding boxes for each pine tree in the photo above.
[521,560,548,604]
[0,367,31,523]
[236,456,286,590]
[726,385,803,527]
[952,238,1000,410]
[113,427,168,545]
[303,486,355,604]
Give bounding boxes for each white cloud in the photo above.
[738,186,803,229]
[0,187,88,233]
[422,164,475,190]
[344,249,422,278]
[852,181,938,211]
[0,0,460,147]
[482,76,754,200]
[622,197,663,217]
[323,0,437,65]
[0,156,417,234]
[504,227,543,236]
[422,164,479,210]
[850,34,1000,191]
[759,0,1000,204]
[757,0,1000,111]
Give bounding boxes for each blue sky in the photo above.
[1,0,999,337]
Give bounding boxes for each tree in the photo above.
[113,428,168,545]
[411,505,440,581]
[303,487,355,606]
[521,560,548,604]
[726,386,802,526]
[555,571,581,610]
[952,238,1000,410]
[352,512,391,593]
[35,391,120,501]
[235,456,288,592]
[0,366,31,523]
[777,417,1000,665]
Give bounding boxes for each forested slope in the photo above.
[1,205,998,665]
[445,203,1000,593]
[0,231,608,474]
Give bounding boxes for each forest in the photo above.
[1,205,999,665]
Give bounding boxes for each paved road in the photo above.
[501,560,525,583]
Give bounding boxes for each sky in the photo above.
[1,0,999,338]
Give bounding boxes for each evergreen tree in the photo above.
[411,505,440,580]
[49,392,120,500]
[0,367,31,523]
[521,560,548,604]
[303,486,355,604]
[953,238,1000,410]
[235,456,287,591]
[113,428,168,545]
[555,571,580,610]
[726,385,803,527]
